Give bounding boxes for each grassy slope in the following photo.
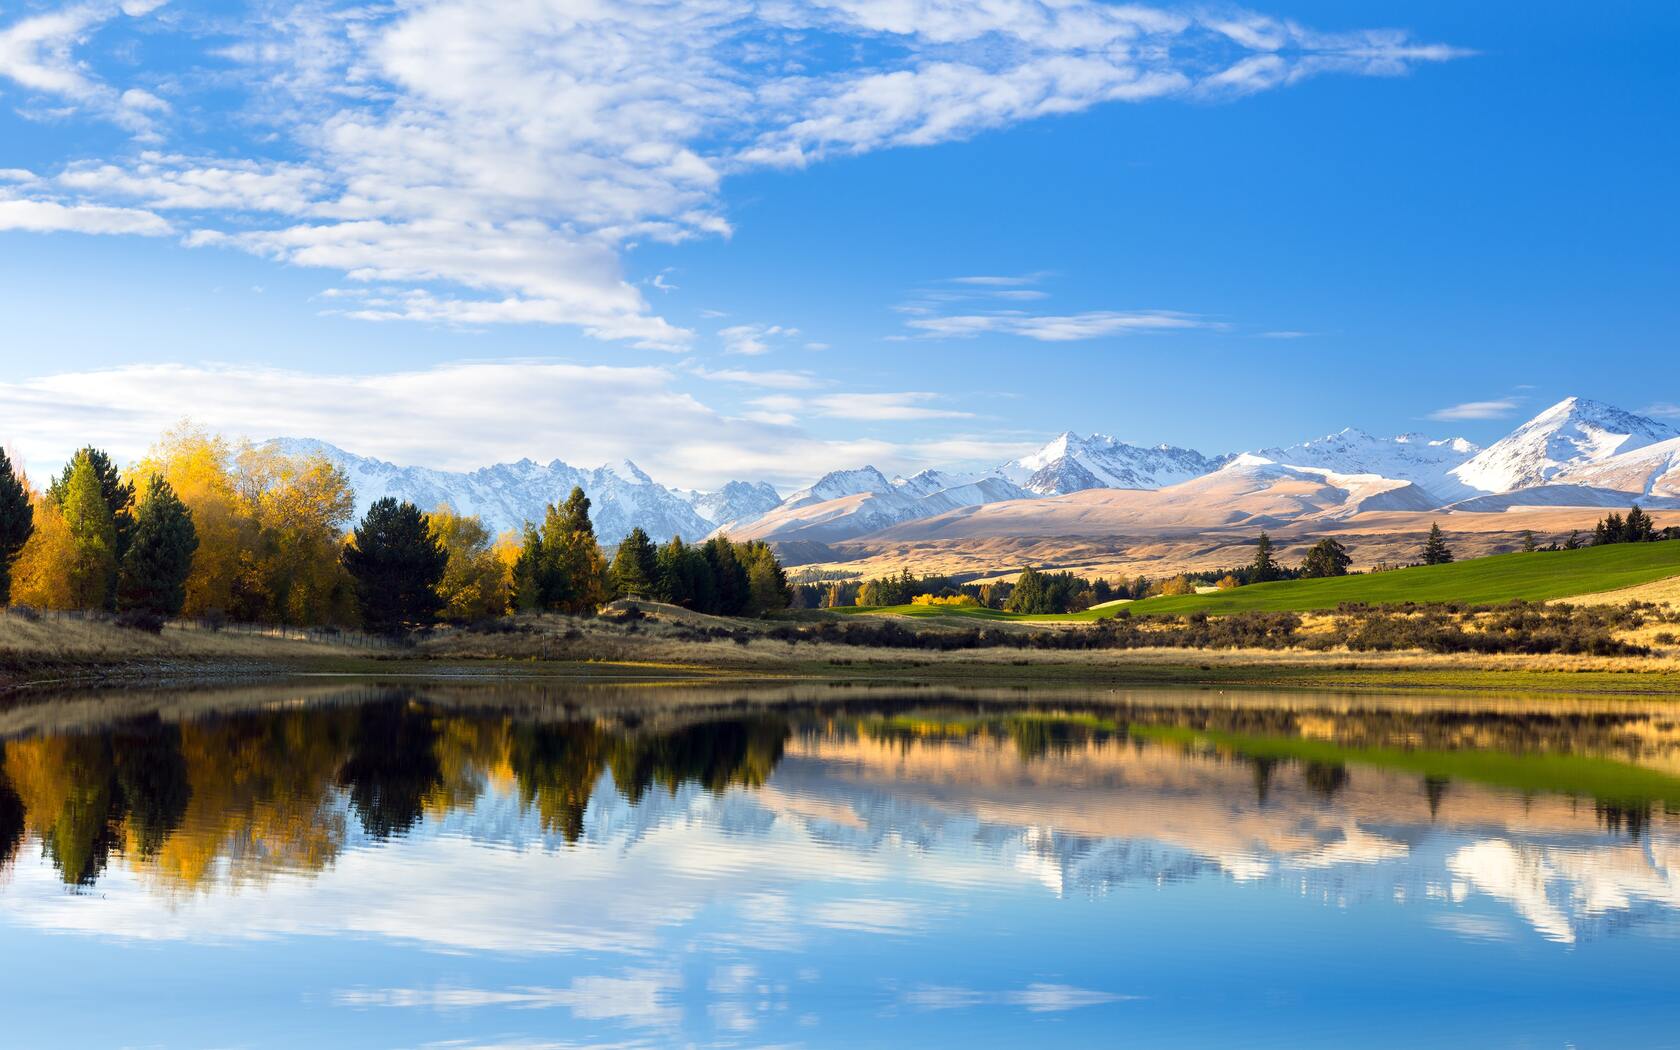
[842,541,1680,621]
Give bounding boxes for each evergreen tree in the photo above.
[1251,530,1279,583]
[342,498,448,633]
[1520,530,1538,553]
[1564,529,1583,550]
[1625,505,1655,543]
[1299,537,1352,579]
[1422,522,1454,565]
[610,527,660,598]
[0,448,32,606]
[117,476,199,620]
[510,526,547,612]
[1594,512,1623,546]
[536,488,607,613]
[1005,567,1047,614]
[49,447,135,569]
[703,536,749,615]
[60,456,117,610]
[742,542,790,614]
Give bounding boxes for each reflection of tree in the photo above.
[1251,757,1279,807]
[113,720,191,859]
[1423,776,1450,821]
[1303,761,1349,802]
[5,734,123,885]
[608,718,787,802]
[0,756,25,877]
[151,709,357,888]
[509,722,605,843]
[1596,801,1652,841]
[338,700,443,840]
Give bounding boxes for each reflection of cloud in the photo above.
[1284,827,1410,870]
[808,897,927,935]
[903,983,1128,1013]
[337,971,680,1027]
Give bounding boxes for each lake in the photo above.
[1,679,1678,1048]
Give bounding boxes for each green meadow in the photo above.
[842,540,1680,621]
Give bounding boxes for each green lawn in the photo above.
[840,541,1680,621]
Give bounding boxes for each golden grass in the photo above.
[1560,573,1680,608]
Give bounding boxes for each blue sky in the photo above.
[0,0,1675,488]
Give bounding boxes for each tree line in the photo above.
[0,426,790,633]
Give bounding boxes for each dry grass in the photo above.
[1560,574,1680,608]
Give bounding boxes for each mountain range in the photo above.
[271,397,1680,557]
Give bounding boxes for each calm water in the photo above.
[2,681,1680,1048]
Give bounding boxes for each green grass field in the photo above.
[840,540,1680,621]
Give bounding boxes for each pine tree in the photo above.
[60,456,117,610]
[537,489,607,613]
[1299,537,1352,578]
[510,526,546,612]
[117,476,199,620]
[1005,567,1047,613]
[342,498,448,633]
[1422,522,1454,565]
[1564,529,1583,550]
[49,447,135,568]
[0,448,33,606]
[610,527,660,598]
[1251,530,1279,583]
[742,542,790,614]
[703,536,748,615]
[1520,530,1538,553]
[1625,505,1655,543]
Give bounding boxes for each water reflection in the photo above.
[2,683,1679,1046]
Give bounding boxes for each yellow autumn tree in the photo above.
[9,493,76,609]
[426,506,510,621]
[130,425,357,625]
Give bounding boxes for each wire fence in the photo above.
[0,605,410,651]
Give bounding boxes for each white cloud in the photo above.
[0,192,171,235]
[338,972,680,1028]
[718,323,801,356]
[1428,399,1521,422]
[903,983,1127,1013]
[687,366,821,390]
[1642,403,1680,419]
[810,392,972,421]
[2,0,1465,348]
[907,309,1219,341]
[0,361,986,488]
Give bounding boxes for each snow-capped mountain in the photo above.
[1450,397,1678,494]
[264,395,1680,555]
[717,468,1032,543]
[682,480,783,526]
[999,433,1222,495]
[1249,428,1480,502]
[780,466,897,509]
[269,439,720,542]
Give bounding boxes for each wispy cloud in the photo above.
[810,392,973,421]
[0,0,1466,347]
[903,983,1131,1013]
[719,323,800,356]
[1428,398,1521,422]
[1643,402,1680,419]
[907,310,1220,342]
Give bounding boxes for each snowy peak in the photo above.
[784,466,895,508]
[1001,432,1220,495]
[265,439,721,542]
[1451,397,1678,494]
[1249,426,1480,501]
[684,480,782,526]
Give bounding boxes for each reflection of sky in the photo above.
[4,738,1680,1047]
